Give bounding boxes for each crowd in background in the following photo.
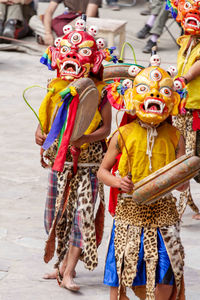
[0,0,182,54]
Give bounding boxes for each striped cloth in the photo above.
[44,169,57,234]
[44,168,99,248]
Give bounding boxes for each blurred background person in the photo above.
[29,0,102,46]
[136,0,169,53]
[140,0,151,16]
[106,0,120,11]
[0,0,36,39]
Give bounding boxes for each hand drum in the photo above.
[132,154,200,205]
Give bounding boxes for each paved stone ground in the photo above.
[0,1,200,299]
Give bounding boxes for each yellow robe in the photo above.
[177,35,200,109]
[118,120,180,183]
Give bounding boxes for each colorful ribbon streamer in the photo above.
[42,90,72,151]
[52,94,80,172]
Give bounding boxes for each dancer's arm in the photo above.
[97,133,134,193]
[86,3,99,17]
[43,1,58,46]
[35,124,47,146]
[181,60,200,84]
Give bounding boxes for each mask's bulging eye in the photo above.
[136,84,150,94]
[71,32,82,44]
[79,47,92,56]
[160,87,172,97]
[60,46,70,54]
[184,1,192,9]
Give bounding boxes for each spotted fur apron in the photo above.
[173,113,200,216]
[114,194,185,300]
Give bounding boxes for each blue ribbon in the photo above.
[42,93,72,151]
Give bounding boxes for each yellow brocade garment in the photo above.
[177,35,200,109]
[117,120,180,183]
[38,77,106,148]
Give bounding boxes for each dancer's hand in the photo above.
[44,33,54,46]
[71,135,87,148]
[119,176,134,193]
[176,181,189,192]
[35,124,46,146]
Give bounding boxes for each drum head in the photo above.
[69,77,99,141]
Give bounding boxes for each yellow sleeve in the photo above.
[38,78,69,133]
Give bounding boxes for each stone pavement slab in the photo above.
[0,1,200,300]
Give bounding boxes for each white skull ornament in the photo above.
[167,65,178,78]
[54,37,62,47]
[128,65,141,77]
[96,38,106,49]
[150,54,161,67]
[75,19,86,31]
[173,79,184,91]
[63,24,73,35]
[122,79,133,89]
[88,25,99,37]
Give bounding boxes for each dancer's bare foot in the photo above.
[192,213,200,220]
[43,269,57,279]
[61,275,80,291]
[43,269,76,280]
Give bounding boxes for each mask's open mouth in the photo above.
[185,16,200,29]
[141,98,166,114]
[60,59,85,78]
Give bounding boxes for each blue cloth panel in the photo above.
[104,222,174,287]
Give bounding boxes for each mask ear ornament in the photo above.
[167,65,177,78]
[122,79,133,89]
[96,38,106,49]
[128,65,142,77]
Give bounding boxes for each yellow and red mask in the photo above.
[123,66,180,125]
[40,30,105,81]
[167,0,200,35]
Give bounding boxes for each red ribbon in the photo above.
[108,112,136,216]
[52,94,79,172]
[108,153,122,216]
[192,110,200,131]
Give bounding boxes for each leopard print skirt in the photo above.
[113,194,184,300]
[173,113,200,216]
[45,141,105,272]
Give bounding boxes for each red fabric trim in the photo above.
[95,201,105,247]
[108,113,136,216]
[52,12,81,37]
[52,94,79,172]
[108,153,122,216]
[192,110,200,131]
[70,146,81,175]
[120,112,136,126]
